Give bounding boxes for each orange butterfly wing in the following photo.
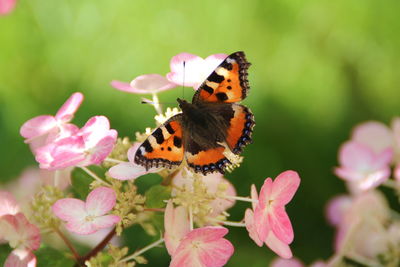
[193,51,251,104]
[134,115,184,170]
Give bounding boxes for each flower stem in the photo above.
[224,195,257,203]
[105,157,126,164]
[119,238,164,264]
[209,218,246,227]
[54,170,60,187]
[152,93,163,115]
[189,205,194,231]
[53,227,81,264]
[79,227,116,264]
[80,166,111,186]
[144,208,165,212]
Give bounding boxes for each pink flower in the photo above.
[0,191,19,216]
[20,92,83,153]
[0,192,41,267]
[351,121,394,154]
[244,188,293,259]
[166,53,227,89]
[254,171,300,245]
[35,116,117,170]
[333,191,390,258]
[111,53,227,94]
[169,226,234,267]
[325,195,352,227]
[0,0,17,15]
[108,143,160,180]
[111,74,177,94]
[52,187,120,235]
[335,141,392,193]
[164,200,190,256]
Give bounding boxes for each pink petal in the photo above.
[130,74,177,94]
[269,205,294,244]
[325,195,352,226]
[271,257,303,267]
[338,141,375,170]
[203,174,236,218]
[250,184,258,210]
[109,162,146,180]
[271,170,301,206]
[352,121,394,154]
[258,178,273,208]
[5,249,36,267]
[184,226,228,243]
[0,0,17,15]
[374,148,393,168]
[244,209,263,247]
[265,231,293,259]
[20,115,57,139]
[164,201,190,256]
[0,191,19,216]
[55,92,84,122]
[171,227,233,267]
[0,214,41,251]
[203,54,227,77]
[79,116,113,148]
[254,178,273,241]
[127,143,141,163]
[65,219,97,235]
[112,143,162,179]
[85,187,117,216]
[355,168,391,192]
[86,133,117,165]
[43,136,86,170]
[395,163,400,182]
[91,215,120,229]
[110,81,135,92]
[166,53,205,87]
[52,198,87,221]
[197,237,234,267]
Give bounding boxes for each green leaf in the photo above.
[0,245,12,265]
[71,168,92,199]
[145,185,171,209]
[36,246,75,267]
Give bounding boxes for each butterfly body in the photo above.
[135,52,255,175]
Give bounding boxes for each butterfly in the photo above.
[134,51,255,175]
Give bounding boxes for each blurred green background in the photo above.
[1,0,399,266]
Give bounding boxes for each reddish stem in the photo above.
[53,227,82,264]
[78,227,116,264]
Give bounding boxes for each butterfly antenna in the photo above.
[182,61,186,101]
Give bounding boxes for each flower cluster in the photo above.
[0,191,41,267]
[5,52,303,267]
[285,118,400,266]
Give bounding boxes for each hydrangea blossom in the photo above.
[0,191,41,267]
[0,0,17,15]
[166,53,227,89]
[245,171,300,259]
[334,141,392,193]
[169,226,234,267]
[335,192,390,253]
[111,53,227,94]
[52,187,120,235]
[20,92,83,153]
[164,200,190,256]
[35,116,117,170]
